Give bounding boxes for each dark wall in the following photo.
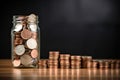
[0,0,120,59]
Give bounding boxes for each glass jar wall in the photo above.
[11,14,40,68]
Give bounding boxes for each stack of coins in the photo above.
[110,60,115,69]
[12,14,39,68]
[104,60,110,69]
[48,51,59,68]
[81,56,92,68]
[60,54,70,68]
[98,60,104,69]
[39,59,48,68]
[98,60,109,69]
[92,60,98,68]
[70,56,81,69]
[115,60,120,69]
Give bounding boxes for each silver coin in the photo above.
[14,45,25,55]
[20,54,32,66]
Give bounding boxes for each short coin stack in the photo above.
[98,60,110,69]
[70,56,81,69]
[81,56,92,68]
[39,59,48,68]
[60,54,70,68]
[48,51,59,68]
[92,60,98,68]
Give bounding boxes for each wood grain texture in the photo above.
[0,59,120,80]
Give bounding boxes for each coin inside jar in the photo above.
[14,45,25,55]
[21,29,32,40]
[12,59,21,67]
[14,38,23,45]
[30,49,38,58]
[14,24,23,32]
[20,54,32,66]
[29,24,37,32]
[26,38,37,49]
[32,32,37,39]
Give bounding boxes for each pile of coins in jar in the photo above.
[12,14,40,68]
[39,51,120,69]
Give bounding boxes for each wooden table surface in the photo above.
[0,59,120,80]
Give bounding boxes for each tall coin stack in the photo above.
[39,59,48,68]
[115,60,120,69]
[48,51,59,68]
[110,60,115,69]
[92,60,98,68]
[60,54,70,69]
[81,56,92,68]
[70,56,81,69]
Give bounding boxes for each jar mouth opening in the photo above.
[13,15,38,23]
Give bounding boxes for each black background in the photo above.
[0,0,120,59]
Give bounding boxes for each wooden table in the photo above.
[0,59,120,80]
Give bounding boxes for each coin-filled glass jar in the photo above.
[11,14,40,68]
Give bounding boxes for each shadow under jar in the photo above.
[11,14,40,68]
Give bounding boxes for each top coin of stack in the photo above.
[49,51,59,59]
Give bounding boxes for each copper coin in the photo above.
[49,56,59,59]
[48,60,58,63]
[14,38,23,45]
[30,49,38,58]
[48,66,58,69]
[71,66,80,69]
[12,59,21,67]
[32,32,37,39]
[26,38,37,49]
[49,51,59,56]
[92,60,98,68]
[60,54,70,57]
[39,59,48,63]
[71,56,81,60]
[60,65,69,69]
[21,29,32,39]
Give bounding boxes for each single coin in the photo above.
[32,32,37,39]
[29,24,37,32]
[14,24,23,32]
[28,14,36,22]
[20,54,32,66]
[13,59,21,67]
[14,38,23,45]
[21,29,32,39]
[31,49,38,58]
[14,45,25,55]
[71,56,81,60]
[26,38,37,49]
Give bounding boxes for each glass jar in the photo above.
[11,14,40,68]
